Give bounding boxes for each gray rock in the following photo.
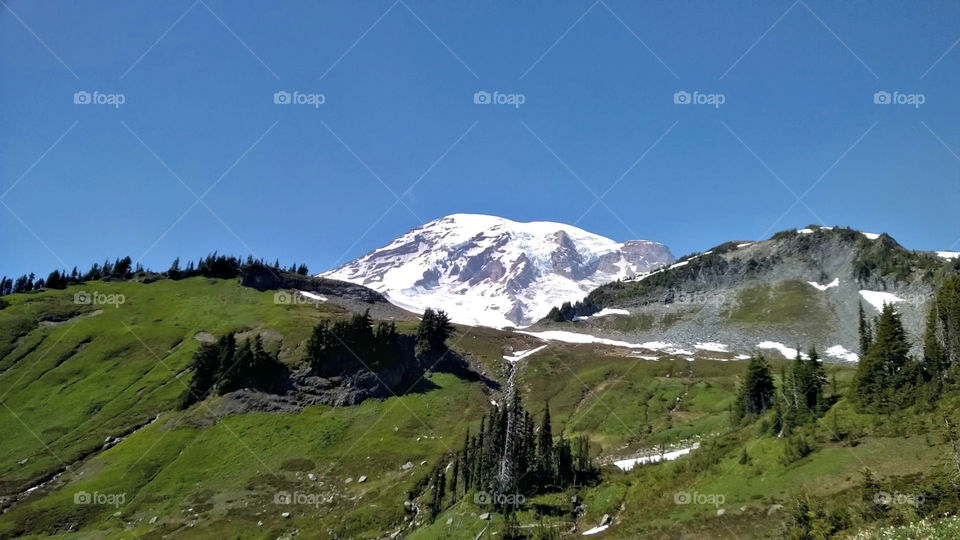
[479,512,491,520]
[358,475,367,483]
[308,473,317,481]
[402,461,414,470]
[282,511,291,519]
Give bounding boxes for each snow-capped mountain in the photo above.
[321,214,674,328]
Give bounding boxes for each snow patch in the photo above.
[757,341,806,359]
[936,251,960,260]
[520,331,692,355]
[807,278,839,291]
[797,228,814,234]
[298,290,328,302]
[669,260,689,269]
[826,345,859,363]
[737,242,753,248]
[576,308,630,320]
[503,345,548,363]
[695,342,729,353]
[582,524,609,535]
[862,232,881,240]
[614,443,700,472]
[859,290,904,312]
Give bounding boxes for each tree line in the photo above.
[0,254,309,297]
[422,397,598,519]
[182,308,455,407]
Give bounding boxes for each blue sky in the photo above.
[1,0,958,279]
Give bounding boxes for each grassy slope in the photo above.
[2,277,953,539]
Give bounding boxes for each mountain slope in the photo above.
[530,226,960,362]
[321,214,674,328]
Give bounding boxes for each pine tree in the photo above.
[852,303,913,412]
[735,355,776,419]
[858,301,873,356]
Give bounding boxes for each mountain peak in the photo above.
[321,214,674,328]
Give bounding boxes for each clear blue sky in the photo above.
[2,0,958,279]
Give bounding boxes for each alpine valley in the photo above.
[2,216,960,539]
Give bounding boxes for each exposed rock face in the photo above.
[534,227,957,362]
[321,214,674,327]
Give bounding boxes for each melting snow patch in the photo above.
[577,308,630,320]
[757,341,806,359]
[520,332,693,355]
[807,278,839,291]
[670,261,689,269]
[826,345,858,363]
[862,232,880,240]
[695,342,729,353]
[298,291,328,302]
[734,354,751,360]
[859,290,904,312]
[614,443,700,472]
[503,345,548,363]
[632,354,660,361]
[797,228,814,234]
[583,525,609,535]
[937,251,960,260]
[737,242,753,248]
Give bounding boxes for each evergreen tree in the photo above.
[858,301,873,356]
[852,303,913,412]
[735,354,776,419]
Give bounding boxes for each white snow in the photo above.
[826,345,859,363]
[614,443,700,472]
[936,251,960,260]
[862,232,881,240]
[632,354,660,361]
[297,290,328,302]
[757,341,806,359]
[734,354,751,360]
[503,345,548,363]
[737,242,753,248]
[807,278,839,291]
[592,307,630,317]
[582,524,609,535]
[669,260,689,269]
[576,308,630,320]
[797,228,814,234]
[320,214,672,328]
[519,331,693,355]
[859,290,904,312]
[695,342,729,353]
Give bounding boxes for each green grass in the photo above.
[1,277,951,539]
[725,279,836,335]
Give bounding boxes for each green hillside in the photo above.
[1,274,960,538]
